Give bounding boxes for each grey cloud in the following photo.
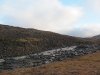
[68,24,100,37]
[0,0,83,34]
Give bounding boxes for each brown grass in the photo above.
[1,24,99,58]
[0,51,100,75]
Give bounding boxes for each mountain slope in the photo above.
[92,34,100,39]
[0,24,97,58]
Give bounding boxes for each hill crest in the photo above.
[0,24,97,58]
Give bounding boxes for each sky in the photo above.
[0,0,100,37]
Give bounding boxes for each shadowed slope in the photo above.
[0,24,98,58]
[92,34,100,39]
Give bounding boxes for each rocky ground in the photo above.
[0,49,100,75]
[0,44,99,70]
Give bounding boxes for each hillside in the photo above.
[92,34,100,39]
[0,24,97,58]
[0,51,100,75]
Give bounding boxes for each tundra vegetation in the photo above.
[0,50,100,75]
[0,24,100,58]
[0,24,100,75]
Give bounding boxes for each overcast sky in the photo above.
[0,0,100,37]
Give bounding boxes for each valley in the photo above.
[0,24,100,75]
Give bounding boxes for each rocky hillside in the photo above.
[1,51,100,75]
[0,44,99,70]
[0,24,98,58]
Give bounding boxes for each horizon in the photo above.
[0,0,100,37]
[0,23,97,38]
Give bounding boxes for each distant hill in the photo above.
[92,34,100,39]
[0,24,98,58]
